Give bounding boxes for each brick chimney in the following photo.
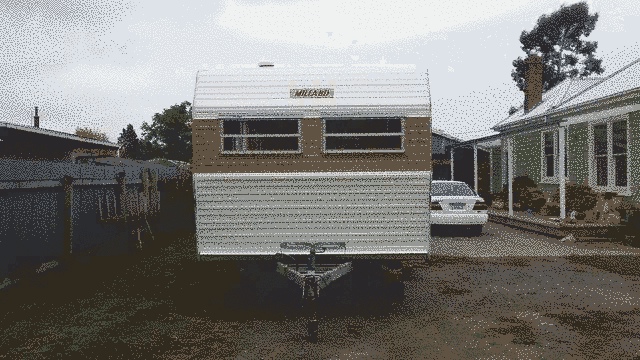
[34,106,40,128]
[524,54,543,112]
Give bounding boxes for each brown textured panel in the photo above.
[191,117,431,173]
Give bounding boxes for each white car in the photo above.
[430,180,488,236]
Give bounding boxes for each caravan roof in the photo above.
[192,64,430,119]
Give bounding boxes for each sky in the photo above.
[1,0,640,143]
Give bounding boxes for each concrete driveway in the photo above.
[432,221,640,257]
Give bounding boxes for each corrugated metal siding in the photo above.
[194,171,430,255]
[193,65,430,119]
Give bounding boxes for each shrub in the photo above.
[540,203,560,217]
[551,183,598,214]
[513,175,545,212]
[490,176,545,212]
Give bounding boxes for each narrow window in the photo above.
[221,119,301,154]
[544,132,555,178]
[324,118,404,153]
[593,124,608,186]
[612,120,627,187]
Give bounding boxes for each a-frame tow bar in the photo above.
[276,242,352,342]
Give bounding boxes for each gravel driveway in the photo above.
[1,223,639,359]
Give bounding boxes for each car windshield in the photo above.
[431,182,476,197]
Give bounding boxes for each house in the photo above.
[191,63,432,257]
[0,108,119,161]
[460,55,640,218]
[431,128,461,180]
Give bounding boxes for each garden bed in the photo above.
[489,210,625,241]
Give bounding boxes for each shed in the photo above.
[0,120,119,161]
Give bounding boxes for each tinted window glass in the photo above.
[613,120,627,154]
[431,182,476,197]
[325,136,402,150]
[594,124,607,156]
[325,118,402,134]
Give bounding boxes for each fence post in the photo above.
[116,171,127,221]
[63,175,74,257]
[150,169,159,214]
[141,168,150,214]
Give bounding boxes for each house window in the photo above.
[323,118,404,153]
[544,131,556,178]
[221,119,301,154]
[589,116,629,192]
[540,129,569,183]
[593,124,608,186]
[540,130,559,183]
[613,120,628,187]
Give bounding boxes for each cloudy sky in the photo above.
[2,0,640,142]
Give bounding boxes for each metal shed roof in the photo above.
[192,64,430,119]
[432,127,462,142]
[0,121,119,148]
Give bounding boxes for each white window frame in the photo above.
[220,119,302,154]
[587,114,630,195]
[540,128,570,184]
[322,117,405,154]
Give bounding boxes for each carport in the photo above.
[451,125,568,220]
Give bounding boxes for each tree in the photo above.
[140,101,192,162]
[75,127,110,142]
[117,124,140,159]
[511,2,604,92]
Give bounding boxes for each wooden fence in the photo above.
[0,158,188,281]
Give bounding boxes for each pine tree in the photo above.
[511,2,604,92]
[117,124,140,159]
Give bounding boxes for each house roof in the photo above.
[493,57,640,132]
[432,128,462,142]
[0,121,119,148]
[192,64,431,119]
[556,58,640,110]
[493,77,606,130]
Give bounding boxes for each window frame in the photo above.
[587,114,630,195]
[540,130,559,184]
[540,128,570,184]
[220,118,302,155]
[322,117,406,154]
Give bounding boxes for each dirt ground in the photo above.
[1,223,640,359]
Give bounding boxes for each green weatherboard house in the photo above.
[460,55,640,220]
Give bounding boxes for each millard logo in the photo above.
[290,88,334,98]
